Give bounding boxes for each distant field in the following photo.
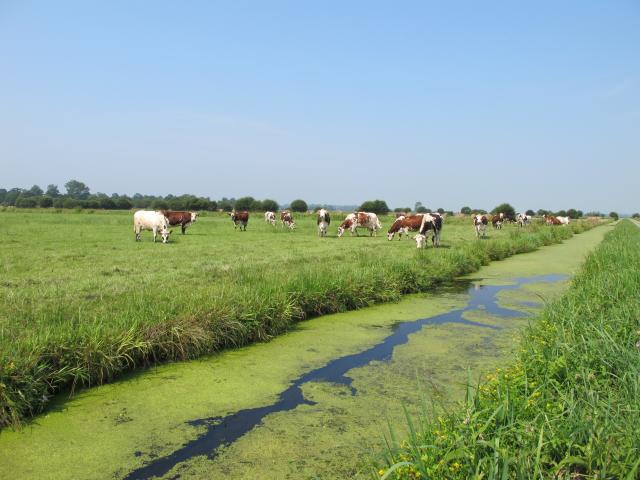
[0,209,600,427]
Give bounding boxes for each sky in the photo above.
[1,1,638,212]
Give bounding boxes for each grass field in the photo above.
[0,209,601,427]
[377,220,639,479]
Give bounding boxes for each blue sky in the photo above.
[1,1,638,212]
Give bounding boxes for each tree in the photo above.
[26,185,44,196]
[414,201,423,212]
[115,197,132,210]
[394,207,410,213]
[436,208,445,214]
[632,213,640,219]
[235,196,257,211]
[290,199,308,212]
[525,209,535,216]
[0,188,6,203]
[64,179,90,199]
[472,208,487,215]
[416,206,431,213]
[537,209,551,216]
[556,210,568,217]
[4,188,23,205]
[39,196,53,208]
[609,211,619,220]
[219,198,235,212]
[567,208,580,219]
[262,199,279,212]
[491,203,516,218]
[460,206,472,215]
[359,200,390,214]
[15,196,38,208]
[45,184,60,197]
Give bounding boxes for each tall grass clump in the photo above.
[0,216,601,428]
[376,220,639,479]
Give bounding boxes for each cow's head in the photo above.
[161,224,171,243]
[190,212,198,222]
[414,234,426,249]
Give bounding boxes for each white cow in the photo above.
[556,216,570,225]
[516,213,532,227]
[317,209,331,237]
[337,212,382,237]
[473,214,488,238]
[264,211,276,225]
[134,210,171,243]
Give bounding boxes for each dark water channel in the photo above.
[125,274,565,480]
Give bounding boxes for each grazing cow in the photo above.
[133,210,171,243]
[395,212,409,218]
[317,209,331,237]
[338,212,382,237]
[491,212,505,229]
[543,214,562,226]
[473,214,488,238]
[337,213,356,237]
[280,211,295,229]
[387,214,424,241]
[516,213,532,227]
[264,211,276,225]
[419,213,443,247]
[556,216,570,225]
[161,210,198,234]
[414,233,427,249]
[229,211,249,230]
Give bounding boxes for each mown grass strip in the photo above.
[376,220,639,479]
[0,219,599,428]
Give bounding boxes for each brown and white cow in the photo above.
[491,212,504,229]
[543,214,562,226]
[317,209,331,237]
[229,211,249,230]
[280,211,295,229]
[418,213,443,247]
[516,213,532,227]
[387,214,423,241]
[161,210,198,234]
[473,214,488,237]
[337,212,381,237]
[264,211,276,225]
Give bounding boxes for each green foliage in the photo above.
[394,207,411,213]
[46,184,60,197]
[262,199,279,212]
[490,203,516,218]
[64,179,91,199]
[376,221,638,479]
[416,206,431,213]
[359,200,390,215]
[290,199,308,212]
[460,207,472,214]
[609,211,619,220]
[632,213,640,219]
[234,196,257,211]
[525,209,535,216]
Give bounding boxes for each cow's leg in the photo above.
[181,224,186,234]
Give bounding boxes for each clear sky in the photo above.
[1,1,638,212]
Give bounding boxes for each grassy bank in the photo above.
[377,220,639,479]
[0,211,600,428]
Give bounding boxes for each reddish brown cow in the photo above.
[387,214,424,240]
[229,211,249,230]
[161,210,198,234]
[491,213,504,229]
[544,214,562,225]
[280,211,295,229]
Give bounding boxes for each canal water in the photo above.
[0,226,609,480]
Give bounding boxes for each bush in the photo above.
[262,199,279,212]
[460,207,472,215]
[290,199,308,212]
[609,211,619,220]
[490,203,516,218]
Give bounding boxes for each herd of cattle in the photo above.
[132,208,571,246]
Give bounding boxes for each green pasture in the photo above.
[0,209,599,426]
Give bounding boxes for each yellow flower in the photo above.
[378,469,385,476]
